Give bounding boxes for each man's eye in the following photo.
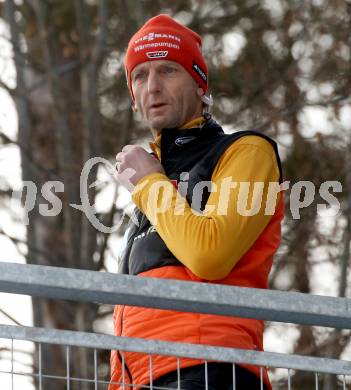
[163,67,176,74]
[133,72,145,81]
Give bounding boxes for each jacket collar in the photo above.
[149,114,223,160]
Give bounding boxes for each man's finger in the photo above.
[115,152,124,162]
[121,144,137,152]
[116,167,137,192]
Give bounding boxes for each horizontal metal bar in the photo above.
[0,369,117,387]
[1,324,351,376]
[0,262,350,329]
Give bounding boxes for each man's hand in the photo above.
[115,145,165,192]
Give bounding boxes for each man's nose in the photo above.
[147,70,162,94]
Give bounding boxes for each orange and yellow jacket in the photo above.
[110,115,284,390]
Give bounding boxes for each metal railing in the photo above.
[0,262,350,389]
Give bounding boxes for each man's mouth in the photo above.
[150,103,167,110]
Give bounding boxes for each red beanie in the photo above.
[125,14,208,101]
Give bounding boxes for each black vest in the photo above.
[118,116,283,276]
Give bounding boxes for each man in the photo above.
[110,14,284,390]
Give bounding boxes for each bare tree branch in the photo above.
[95,182,119,271]
[95,98,132,270]
[255,94,351,132]
[74,0,110,269]
[4,0,33,184]
[0,28,44,73]
[0,307,23,326]
[94,0,108,65]
[26,60,81,94]
[0,130,14,145]
[0,130,59,180]
[0,228,60,264]
[339,142,351,298]
[0,346,33,357]
[0,78,15,95]
[34,0,79,265]
[0,188,13,197]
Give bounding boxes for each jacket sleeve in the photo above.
[131,135,282,280]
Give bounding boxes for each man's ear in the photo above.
[197,87,204,97]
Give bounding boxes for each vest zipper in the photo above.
[116,305,133,385]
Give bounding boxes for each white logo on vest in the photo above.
[175,136,197,146]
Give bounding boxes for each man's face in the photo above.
[131,60,203,132]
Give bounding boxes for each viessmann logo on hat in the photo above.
[135,32,181,44]
[146,51,169,59]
